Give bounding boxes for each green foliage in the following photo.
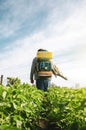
[43,87,86,130]
[0,83,86,130]
[6,77,21,87]
[0,84,44,130]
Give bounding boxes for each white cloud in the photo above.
[0,28,86,87]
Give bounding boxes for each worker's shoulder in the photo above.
[32,57,37,63]
[33,57,37,60]
[50,60,56,65]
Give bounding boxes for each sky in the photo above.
[0,0,86,87]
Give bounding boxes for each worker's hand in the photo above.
[31,79,34,84]
[64,77,68,80]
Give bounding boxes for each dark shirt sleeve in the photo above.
[30,58,37,80]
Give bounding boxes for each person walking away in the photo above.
[30,49,67,91]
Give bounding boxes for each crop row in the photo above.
[0,84,86,130]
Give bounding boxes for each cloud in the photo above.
[0,0,85,39]
[0,0,35,38]
[0,26,86,86]
[0,0,54,38]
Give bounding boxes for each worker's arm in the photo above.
[30,58,36,83]
[57,72,68,80]
[52,63,68,80]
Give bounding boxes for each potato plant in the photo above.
[0,83,86,130]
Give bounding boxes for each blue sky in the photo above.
[0,0,86,87]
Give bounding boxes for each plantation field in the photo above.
[0,83,86,130]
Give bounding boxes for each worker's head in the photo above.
[38,49,47,52]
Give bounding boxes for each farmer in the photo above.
[30,49,67,91]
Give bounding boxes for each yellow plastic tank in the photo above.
[37,51,53,59]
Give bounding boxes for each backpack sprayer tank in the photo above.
[37,51,53,60]
[36,51,53,77]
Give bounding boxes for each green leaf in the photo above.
[16,120,22,128]
[2,91,7,99]
[0,125,21,130]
